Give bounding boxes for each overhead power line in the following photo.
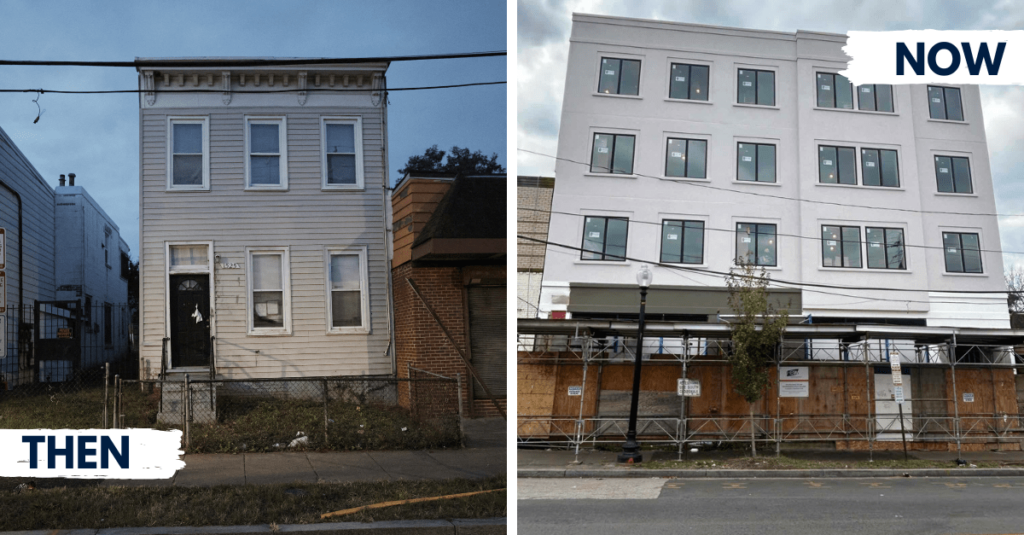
[518,205,1024,257]
[0,51,506,68]
[518,235,1011,305]
[517,148,1024,218]
[0,81,505,95]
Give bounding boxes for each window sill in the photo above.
[327,327,370,335]
[733,264,781,271]
[813,106,898,117]
[247,330,293,337]
[661,262,709,269]
[941,272,988,278]
[733,103,780,111]
[592,92,643,100]
[927,118,969,125]
[814,183,905,192]
[934,191,977,198]
[818,266,914,274]
[166,186,210,192]
[662,175,709,182]
[734,180,782,187]
[574,260,632,266]
[322,185,365,192]
[244,186,290,192]
[584,173,638,179]
[664,98,713,105]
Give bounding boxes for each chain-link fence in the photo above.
[105,373,463,453]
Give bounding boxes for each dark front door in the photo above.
[170,274,211,368]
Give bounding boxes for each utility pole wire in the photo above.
[0,81,505,95]
[0,51,506,68]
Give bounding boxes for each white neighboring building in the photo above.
[136,59,393,380]
[541,14,1009,329]
[55,175,131,372]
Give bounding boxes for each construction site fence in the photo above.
[102,372,463,453]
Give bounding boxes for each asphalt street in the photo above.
[518,477,1024,534]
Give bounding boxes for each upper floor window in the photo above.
[326,248,369,333]
[866,227,906,270]
[168,117,209,190]
[934,155,973,194]
[737,69,775,106]
[661,220,704,264]
[591,133,635,175]
[858,84,894,112]
[736,222,777,266]
[821,225,862,268]
[860,148,899,188]
[943,232,982,273]
[737,143,776,183]
[598,57,640,96]
[818,145,857,185]
[247,247,291,334]
[120,252,131,280]
[816,72,853,109]
[245,117,288,190]
[582,216,628,261]
[928,86,964,121]
[669,63,709,101]
[665,138,707,179]
[321,117,364,190]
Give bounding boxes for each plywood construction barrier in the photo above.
[517,352,1024,450]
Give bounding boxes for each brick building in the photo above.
[392,172,506,418]
[516,176,554,319]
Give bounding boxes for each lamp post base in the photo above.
[617,439,643,463]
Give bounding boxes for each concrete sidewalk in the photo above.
[99,446,505,487]
[518,447,1024,479]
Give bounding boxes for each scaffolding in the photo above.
[517,319,1024,460]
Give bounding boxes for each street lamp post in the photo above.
[618,264,653,463]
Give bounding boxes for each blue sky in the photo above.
[518,0,1024,273]
[0,0,507,257]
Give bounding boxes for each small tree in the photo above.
[398,145,505,176]
[726,262,788,456]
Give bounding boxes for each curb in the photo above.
[0,517,506,535]
[517,468,1024,478]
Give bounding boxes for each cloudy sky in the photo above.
[0,0,507,257]
[517,0,1024,272]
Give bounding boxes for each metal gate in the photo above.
[34,300,82,383]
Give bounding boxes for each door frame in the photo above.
[164,241,215,372]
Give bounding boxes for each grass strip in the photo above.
[0,474,505,531]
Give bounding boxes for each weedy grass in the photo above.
[0,475,506,531]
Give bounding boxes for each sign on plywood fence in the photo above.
[677,378,700,397]
[779,366,809,398]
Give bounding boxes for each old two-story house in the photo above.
[136,59,393,381]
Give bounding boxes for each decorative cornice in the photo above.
[142,70,156,105]
[221,71,232,105]
[297,71,307,106]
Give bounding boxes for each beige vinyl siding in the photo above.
[140,107,390,379]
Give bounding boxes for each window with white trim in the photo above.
[934,155,973,194]
[737,143,776,183]
[245,117,288,189]
[736,222,776,266]
[665,138,707,178]
[590,133,635,175]
[737,69,774,106]
[943,232,982,273]
[860,148,899,187]
[821,225,861,268]
[168,117,209,190]
[816,72,853,109]
[818,145,857,185]
[669,63,709,101]
[247,248,290,334]
[326,249,369,332]
[322,117,364,189]
[598,57,641,95]
[857,84,894,112]
[866,227,906,270]
[928,86,964,121]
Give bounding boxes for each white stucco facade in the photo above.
[541,14,1008,328]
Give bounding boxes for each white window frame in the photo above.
[244,116,289,191]
[166,116,210,191]
[163,241,215,371]
[321,116,364,191]
[324,246,370,334]
[245,246,292,335]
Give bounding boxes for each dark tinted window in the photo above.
[669,63,709,101]
[928,86,964,121]
[737,143,776,183]
[590,133,635,175]
[582,216,629,261]
[866,228,906,270]
[819,146,857,185]
[736,223,777,266]
[935,156,973,194]
[665,138,707,178]
[661,220,705,264]
[598,58,641,96]
[738,69,774,105]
